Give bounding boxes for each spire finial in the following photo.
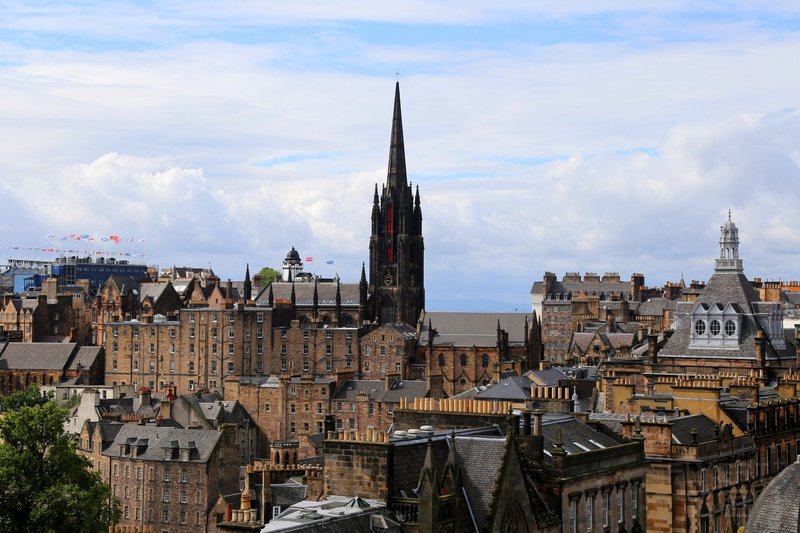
[728,208,731,221]
[387,82,407,189]
[395,69,400,81]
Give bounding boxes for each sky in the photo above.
[2,2,800,312]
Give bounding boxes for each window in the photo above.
[364,361,370,372]
[273,506,282,519]
[133,328,139,337]
[180,490,187,504]
[700,468,706,492]
[725,320,737,336]
[602,491,610,527]
[482,354,489,368]
[460,353,467,366]
[380,345,386,356]
[712,467,718,489]
[586,494,594,530]
[162,488,170,502]
[438,353,445,366]
[228,362,234,373]
[163,467,170,482]
[710,319,721,336]
[631,483,639,522]
[617,488,624,525]
[317,403,323,414]
[569,499,577,533]
[162,509,170,523]
[257,313,264,323]
[350,402,355,413]
[368,402,374,416]
[695,320,706,336]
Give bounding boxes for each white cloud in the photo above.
[2,4,800,310]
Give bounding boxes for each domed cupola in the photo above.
[746,457,800,532]
[716,210,743,272]
[282,247,303,282]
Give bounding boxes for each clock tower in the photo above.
[368,82,425,325]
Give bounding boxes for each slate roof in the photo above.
[332,378,429,403]
[272,483,308,507]
[418,311,531,348]
[138,282,169,303]
[68,346,102,371]
[746,458,800,533]
[0,341,78,370]
[472,375,533,401]
[102,425,221,463]
[256,281,361,307]
[455,436,507,531]
[659,270,795,361]
[540,414,621,458]
[526,367,568,387]
[670,414,720,445]
[636,297,669,316]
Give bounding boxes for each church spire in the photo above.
[387,81,407,190]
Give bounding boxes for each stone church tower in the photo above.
[369,82,425,325]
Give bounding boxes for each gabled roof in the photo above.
[0,342,78,370]
[418,311,531,348]
[257,281,361,307]
[102,425,222,463]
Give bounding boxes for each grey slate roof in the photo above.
[332,378,429,403]
[540,414,621,458]
[256,281,361,307]
[455,436,507,531]
[418,311,531,348]
[746,458,800,533]
[101,424,222,463]
[68,346,102,371]
[659,270,794,361]
[0,341,78,370]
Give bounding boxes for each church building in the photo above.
[368,82,425,326]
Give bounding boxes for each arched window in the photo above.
[482,354,489,368]
[438,353,445,366]
[460,353,467,367]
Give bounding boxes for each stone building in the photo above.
[79,423,240,533]
[103,304,269,396]
[0,341,103,395]
[532,271,646,363]
[414,311,536,396]
[322,403,647,533]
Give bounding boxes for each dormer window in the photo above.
[690,302,741,348]
[694,320,706,336]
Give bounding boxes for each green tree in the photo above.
[0,383,52,411]
[258,266,281,284]
[0,401,120,532]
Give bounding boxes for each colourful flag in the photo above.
[110,235,121,243]
[305,257,314,262]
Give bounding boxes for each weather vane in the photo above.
[395,69,400,81]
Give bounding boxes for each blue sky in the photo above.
[2,1,800,311]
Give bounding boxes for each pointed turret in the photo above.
[243,263,252,301]
[387,81,407,190]
[312,278,319,318]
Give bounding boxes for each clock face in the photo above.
[384,274,393,285]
